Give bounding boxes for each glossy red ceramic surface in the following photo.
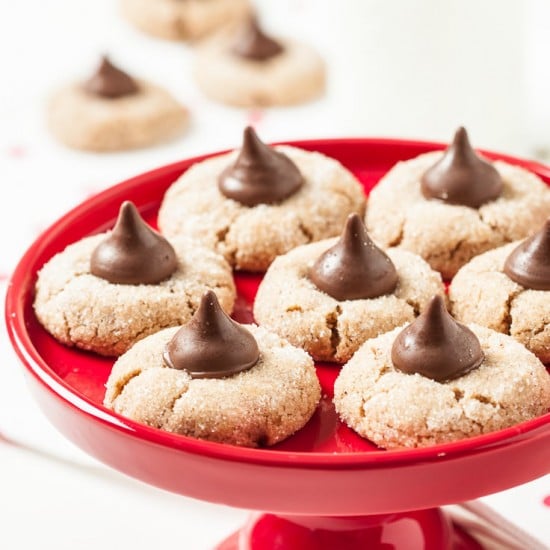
[6,139,550,518]
[217,511,482,550]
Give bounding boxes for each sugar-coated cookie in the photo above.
[48,57,188,152]
[104,292,320,447]
[254,215,444,363]
[34,203,235,356]
[450,220,550,362]
[194,17,325,107]
[365,128,550,279]
[158,128,365,271]
[334,297,550,449]
[120,0,250,41]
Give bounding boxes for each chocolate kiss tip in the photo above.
[504,218,550,291]
[420,126,503,208]
[391,295,484,382]
[231,16,284,62]
[241,126,263,153]
[217,127,303,207]
[90,200,177,285]
[308,213,398,301]
[454,126,467,142]
[163,291,259,379]
[346,212,365,234]
[83,56,138,99]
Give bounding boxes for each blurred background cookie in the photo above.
[193,16,325,107]
[119,0,251,41]
[48,56,189,151]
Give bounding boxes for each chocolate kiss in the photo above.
[504,219,550,290]
[90,201,177,285]
[391,295,484,382]
[309,214,398,301]
[421,127,503,208]
[231,16,284,61]
[82,56,139,99]
[218,126,304,207]
[163,290,260,379]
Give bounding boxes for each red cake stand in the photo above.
[6,139,550,550]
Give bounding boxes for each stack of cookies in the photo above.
[34,128,550,449]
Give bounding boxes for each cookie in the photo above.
[193,17,325,107]
[158,128,365,271]
[334,299,550,449]
[34,203,235,356]
[119,0,250,42]
[450,221,550,363]
[104,293,320,447]
[254,216,445,363]
[365,128,550,279]
[48,57,188,152]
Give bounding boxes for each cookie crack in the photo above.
[326,305,342,358]
[297,221,313,242]
[451,388,464,401]
[502,288,524,334]
[216,226,230,245]
[471,394,498,407]
[373,365,391,384]
[110,368,143,403]
[403,296,422,316]
[215,223,238,265]
[60,310,70,341]
[387,220,404,247]
[167,386,190,416]
[478,209,514,244]
[512,319,549,341]
[448,238,466,263]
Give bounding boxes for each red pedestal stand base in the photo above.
[217,509,482,550]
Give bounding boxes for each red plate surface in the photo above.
[5,138,550,516]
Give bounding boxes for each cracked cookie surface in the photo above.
[158,145,365,271]
[34,234,235,356]
[449,242,550,363]
[365,152,550,279]
[104,324,321,447]
[334,325,550,449]
[253,240,444,363]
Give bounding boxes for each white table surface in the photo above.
[0,1,548,548]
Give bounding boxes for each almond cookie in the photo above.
[34,202,235,356]
[158,127,365,271]
[334,296,550,449]
[48,56,188,152]
[104,292,321,447]
[193,17,325,107]
[120,0,250,41]
[365,128,550,279]
[450,219,550,363]
[254,215,445,363]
